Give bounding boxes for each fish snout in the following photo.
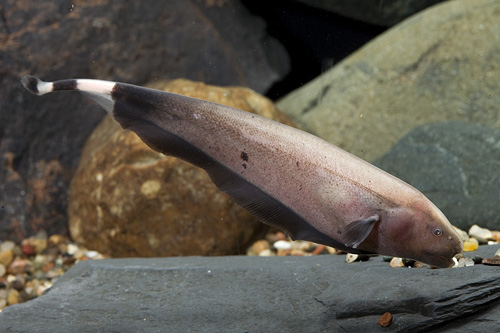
[454,239,464,255]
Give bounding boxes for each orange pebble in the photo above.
[378,312,393,327]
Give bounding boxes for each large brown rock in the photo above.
[68,79,297,257]
[1,0,288,242]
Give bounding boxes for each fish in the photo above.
[21,75,463,267]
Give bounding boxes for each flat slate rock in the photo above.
[1,245,499,332]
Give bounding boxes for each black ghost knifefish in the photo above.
[21,75,463,267]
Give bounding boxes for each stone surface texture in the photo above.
[294,0,446,26]
[68,79,298,257]
[277,0,500,163]
[0,0,288,242]
[375,121,500,231]
[0,245,499,332]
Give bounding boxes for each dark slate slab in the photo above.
[374,121,500,231]
[1,245,499,332]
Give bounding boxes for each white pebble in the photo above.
[258,249,275,256]
[0,241,15,252]
[457,258,466,267]
[33,254,48,265]
[468,224,493,243]
[66,244,79,255]
[495,248,500,257]
[464,258,475,267]
[86,251,99,259]
[273,240,292,250]
[346,253,360,263]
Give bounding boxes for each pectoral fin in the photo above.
[344,214,379,249]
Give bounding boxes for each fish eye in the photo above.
[433,228,442,236]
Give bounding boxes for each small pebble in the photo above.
[66,244,79,255]
[326,246,337,255]
[62,255,76,266]
[311,245,326,255]
[266,231,287,243]
[37,283,51,297]
[378,312,393,327]
[495,248,500,257]
[246,240,270,256]
[491,231,500,242]
[274,240,292,250]
[0,241,15,252]
[48,234,66,247]
[464,258,475,267]
[457,257,475,267]
[0,264,6,277]
[463,238,479,252]
[277,248,292,256]
[346,253,370,263]
[0,250,14,267]
[85,251,101,259]
[470,256,484,264]
[468,225,493,243]
[7,289,19,305]
[18,290,32,303]
[10,278,24,291]
[390,257,404,267]
[481,257,500,266]
[402,258,416,267]
[413,261,426,268]
[258,249,274,257]
[8,258,30,275]
[21,242,36,256]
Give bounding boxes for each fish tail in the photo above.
[21,75,116,113]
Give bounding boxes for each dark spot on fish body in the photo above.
[296,161,299,167]
[240,151,248,162]
[242,163,247,169]
[53,79,77,91]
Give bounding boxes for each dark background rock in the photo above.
[292,0,446,26]
[374,122,500,231]
[242,0,386,99]
[0,0,288,242]
[1,245,499,332]
[277,0,500,163]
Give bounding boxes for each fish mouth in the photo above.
[418,240,463,268]
[419,252,457,268]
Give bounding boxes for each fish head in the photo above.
[374,199,463,268]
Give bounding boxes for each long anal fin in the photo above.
[344,214,379,248]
